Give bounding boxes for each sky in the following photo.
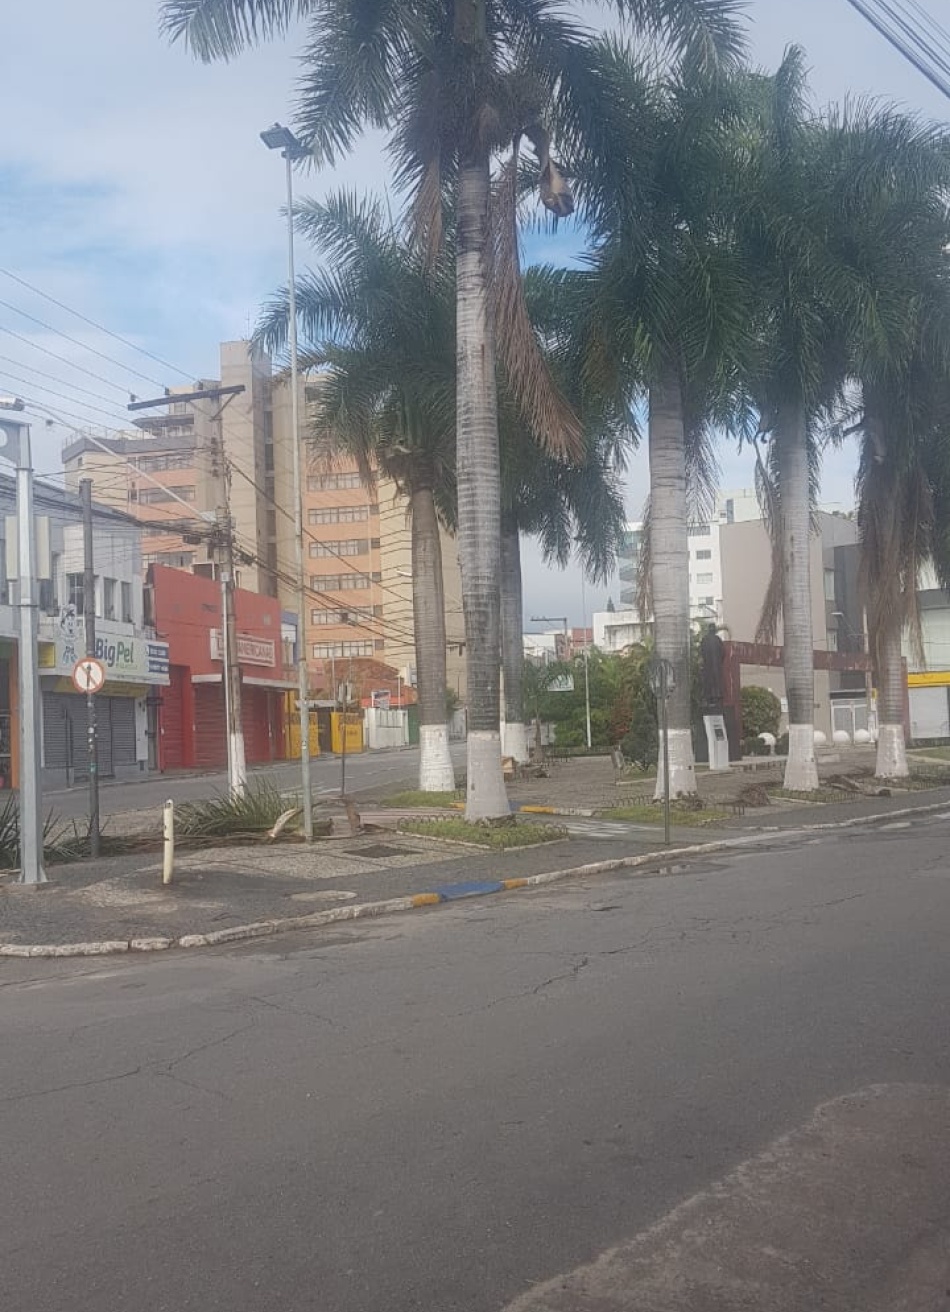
[1,0,948,626]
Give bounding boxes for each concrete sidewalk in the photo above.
[1,821,734,952]
[4,776,950,955]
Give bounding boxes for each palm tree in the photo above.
[736,50,851,793]
[161,0,747,821]
[255,193,459,792]
[583,50,752,798]
[815,107,950,778]
[499,266,632,763]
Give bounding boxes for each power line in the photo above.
[0,325,139,397]
[0,298,168,389]
[0,353,132,411]
[0,269,196,383]
[844,0,950,100]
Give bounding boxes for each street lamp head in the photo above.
[0,395,26,412]
[260,122,307,157]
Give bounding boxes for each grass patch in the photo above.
[396,817,568,849]
[598,803,732,826]
[768,786,850,804]
[382,789,463,809]
[909,746,950,762]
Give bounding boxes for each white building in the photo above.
[601,489,762,652]
[0,475,168,792]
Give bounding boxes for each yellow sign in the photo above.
[907,670,950,688]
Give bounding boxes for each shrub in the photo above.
[741,686,782,739]
[175,782,295,839]
[776,731,789,756]
[741,735,771,757]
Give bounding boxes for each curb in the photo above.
[3,796,949,960]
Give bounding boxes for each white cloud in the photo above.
[1,0,946,615]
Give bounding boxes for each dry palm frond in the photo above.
[490,146,584,461]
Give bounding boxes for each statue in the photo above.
[699,623,725,708]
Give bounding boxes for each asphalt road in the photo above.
[3,812,950,1310]
[45,740,467,820]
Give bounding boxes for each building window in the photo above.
[307,471,362,492]
[696,572,714,585]
[307,505,371,525]
[121,581,133,624]
[308,539,368,558]
[695,549,712,561]
[138,485,195,504]
[311,641,374,659]
[826,629,838,651]
[103,578,116,621]
[134,453,191,473]
[688,524,711,537]
[824,567,836,601]
[67,573,85,614]
[143,552,195,570]
[310,573,372,591]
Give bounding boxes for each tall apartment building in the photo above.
[63,341,465,703]
[62,341,275,595]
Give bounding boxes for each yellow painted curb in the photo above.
[411,892,443,907]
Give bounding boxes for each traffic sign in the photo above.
[72,657,106,695]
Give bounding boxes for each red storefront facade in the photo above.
[150,566,292,772]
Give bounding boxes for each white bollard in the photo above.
[162,799,175,886]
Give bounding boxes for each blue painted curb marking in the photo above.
[434,880,506,901]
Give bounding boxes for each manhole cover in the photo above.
[356,844,415,859]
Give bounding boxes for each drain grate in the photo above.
[356,843,416,859]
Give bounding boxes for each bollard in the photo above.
[162,799,175,886]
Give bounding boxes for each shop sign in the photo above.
[210,630,276,667]
[39,612,169,685]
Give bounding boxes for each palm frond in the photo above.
[610,0,748,72]
[160,0,313,60]
[491,150,584,460]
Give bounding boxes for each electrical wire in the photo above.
[0,298,167,390]
[0,325,138,397]
[844,0,950,100]
[0,269,195,383]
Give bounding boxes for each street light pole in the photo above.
[0,398,46,884]
[262,121,314,841]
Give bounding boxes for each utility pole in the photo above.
[217,505,247,794]
[129,384,248,795]
[80,479,100,857]
[0,398,46,884]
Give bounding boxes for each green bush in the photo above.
[175,783,295,838]
[741,686,782,739]
[741,735,771,757]
[776,731,789,756]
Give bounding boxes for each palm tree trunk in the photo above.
[457,148,508,819]
[411,482,456,792]
[500,513,530,763]
[875,624,908,778]
[649,366,697,799]
[776,403,820,792]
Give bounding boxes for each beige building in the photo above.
[62,341,464,703]
[718,510,864,737]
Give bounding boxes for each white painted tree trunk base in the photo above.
[783,723,820,792]
[466,730,510,820]
[654,728,697,800]
[418,724,457,793]
[501,721,531,764]
[875,723,909,779]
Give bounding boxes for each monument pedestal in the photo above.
[703,712,730,771]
